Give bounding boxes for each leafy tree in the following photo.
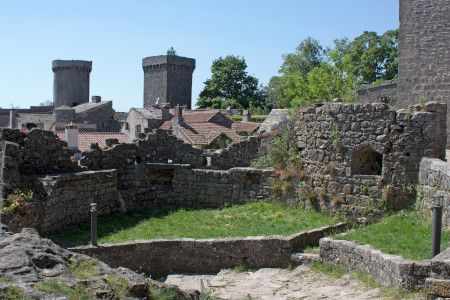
[279,37,324,77]
[342,30,398,83]
[167,47,177,56]
[197,55,265,109]
[266,29,397,108]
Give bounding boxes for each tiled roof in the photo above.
[56,131,130,151]
[231,122,260,133]
[178,123,242,146]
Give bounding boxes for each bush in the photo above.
[250,115,267,123]
[228,115,243,122]
[1,190,33,213]
[251,121,301,177]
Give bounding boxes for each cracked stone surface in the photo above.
[165,266,386,300]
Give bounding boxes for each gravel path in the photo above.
[165,265,385,299]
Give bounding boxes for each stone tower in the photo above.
[142,55,195,109]
[398,0,450,146]
[52,60,92,108]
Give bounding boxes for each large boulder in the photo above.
[0,228,195,299]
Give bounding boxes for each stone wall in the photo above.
[294,102,447,211]
[1,170,120,233]
[119,163,274,210]
[80,130,206,174]
[0,128,79,176]
[71,223,346,277]
[418,157,450,229]
[356,80,398,105]
[425,246,450,298]
[320,238,430,291]
[209,135,264,170]
[398,0,450,147]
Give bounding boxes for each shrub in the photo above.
[1,189,33,213]
[250,115,267,123]
[228,115,243,122]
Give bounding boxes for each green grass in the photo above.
[336,210,450,260]
[35,280,90,300]
[48,201,338,247]
[309,261,425,299]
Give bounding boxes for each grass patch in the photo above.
[35,280,90,300]
[336,210,450,260]
[68,259,99,279]
[104,275,129,299]
[309,261,425,299]
[48,201,338,247]
[148,284,179,300]
[0,286,33,300]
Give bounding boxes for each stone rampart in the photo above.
[320,238,430,291]
[295,102,447,211]
[71,223,346,277]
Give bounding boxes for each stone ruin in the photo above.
[0,100,447,234]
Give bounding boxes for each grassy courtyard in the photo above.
[49,201,339,247]
[336,210,450,260]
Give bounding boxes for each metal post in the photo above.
[431,199,443,258]
[90,203,97,246]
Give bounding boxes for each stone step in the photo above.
[290,253,321,267]
[425,278,450,298]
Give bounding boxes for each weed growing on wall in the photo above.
[1,189,33,213]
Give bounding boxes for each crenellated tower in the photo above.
[142,55,195,109]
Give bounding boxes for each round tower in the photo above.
[52,60,92,108]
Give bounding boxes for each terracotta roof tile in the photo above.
[231,122,260,133]
[56,131,130,151]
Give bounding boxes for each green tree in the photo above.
[167,47,177,56]
[342,30,398,83]
[197,55,265,109]
[279,37,324,77]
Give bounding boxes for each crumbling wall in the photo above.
[0,128,78,175]
[294,102,447,211]
[80,130,206,173]
[119,163,273,210]
[210,135,264,170]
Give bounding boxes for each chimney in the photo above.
[161,105,170,121]
[64,122,79,150]
[172,105,183,126]
[243,110,251,122]
[91,96,101,103]
[9,109,16,129]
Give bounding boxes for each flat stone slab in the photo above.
[165,266,384,299]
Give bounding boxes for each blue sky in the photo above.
[0,0,399,112]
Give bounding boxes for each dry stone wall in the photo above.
[2,170,119,233]
[0,128,78,176]
[71,223,347,277]
[120,163,274,210]
[356,80,398,105]
[320,238,430,291]
[295,102,447,211]
[418,157,450,229]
